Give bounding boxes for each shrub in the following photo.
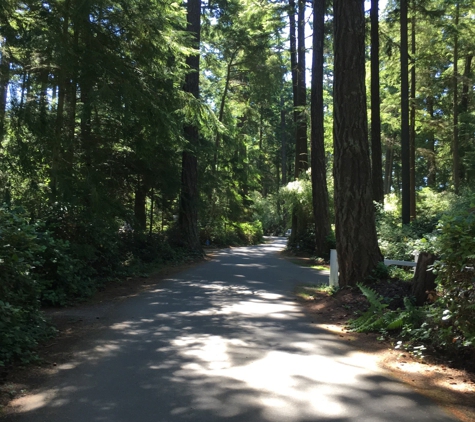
[249,192,287,235]
[377,191,445,261]
[0,207,54,366]
[236,221,263,244]
[434,194,475,347]
[200,220,263,247]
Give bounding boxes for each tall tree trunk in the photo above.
[311,0,331,258]
[370,0,384,204]
[333,0,383,287]
[39,64,49,135]
[294,0,308,176]
[52,0,71,200]
[460,55,472,114]
[213,51,236,172]
[134,180,148,231]
[395,158,401,198]
[409,6,416,220]
[400,0,410,224]
[281,96,287,186]
[384,141,394,195]
[288,0,298,138]
[460,54,472,183]
[452,2,460,194]
[0,37,9,146]
[427,95,436,187]
[290,0,308,245]
[149,189,154,235]
[179,0,202,253]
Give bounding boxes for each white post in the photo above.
[414,250,419,264]
[329,249,339,287]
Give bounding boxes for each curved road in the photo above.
[6,238,455,421]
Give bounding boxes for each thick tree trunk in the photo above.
[409,7,416,220]
[460,54,472,182]
[400,0,410,224]
[52,0,71,200]
[294,0,308,176]
[333,0,383,286]
[0,37,8,146]
[370,0,384,204]
[411,252,437,306]
[289,0,308,245]
[452,2,460,194]
[311,0,331,258]
[178,0,202,253]
[288,0,298,134]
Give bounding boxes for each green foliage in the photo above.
[377,190,449,260]
[281,175,317,254]
[433,192,475,346]
[295,283,337,300]
[200,220,263,247]
[388,266,414,282]
[0,207,55,367]
[368,262,390,281]
[249,191,287,235]
[349,284,424,334]
[348,284,389,332]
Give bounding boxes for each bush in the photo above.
[377,191,445,261]
[0,207,54,366]
[236,221,263,244]
[249,192,287,235]
[434,194,475,347]
[200,220,263,247]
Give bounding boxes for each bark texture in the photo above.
[409,7,416,220]
[400,0,410,224]
[370,0,384,204]
[311,0,331,258]
[179,0,202,253]
[294,0,308,176]
[0,37,8,146]
[452,2,460,194]
[333,0,382,286]
[411,252,437,306]
[288,0,298,133]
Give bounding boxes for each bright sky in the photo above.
[365,0,389,14]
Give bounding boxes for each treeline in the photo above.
[0,0,271,366]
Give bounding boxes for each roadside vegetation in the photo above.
[0,204,262,369]
[284,187,475,368]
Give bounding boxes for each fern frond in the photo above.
[387,315,405,330]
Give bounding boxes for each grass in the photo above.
[295,283,337,300]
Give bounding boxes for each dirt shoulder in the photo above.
[286,252,475,422]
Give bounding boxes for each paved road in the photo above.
[6,238,456,422]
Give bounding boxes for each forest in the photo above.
[0,0,474,368]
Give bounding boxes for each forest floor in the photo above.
[1,247,475,421]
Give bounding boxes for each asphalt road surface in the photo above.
[5,238,456,422]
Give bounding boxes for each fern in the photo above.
[386,315,405,330]
[349,284,422,333]
[348,284,388,333]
